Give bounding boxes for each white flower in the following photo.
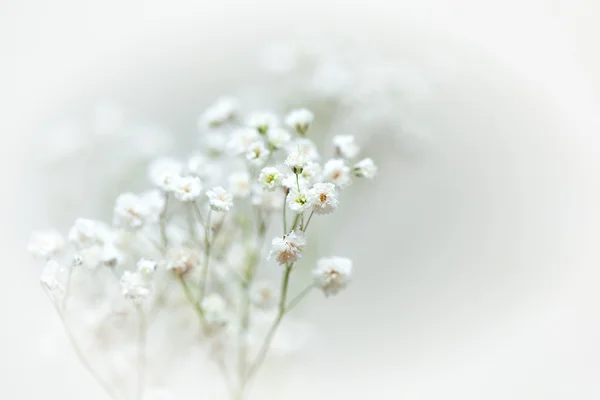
[286,186,309,213]
[137,258,158,278]
[285,148,308,174]
[268,231,307,265]
[40,259,68,298]
[284,108,314,135]
[300,161,322,185]
[101,244,124,267]
[312,256,352,296]
[353,157,378,179]
[245,140,270,167]
[246,111,278,134]
[250,283,279,310]
[28,230,65,259]
[166,247,199,275]
[258,167,283,191]
[113,193,150,229]
[202,131,228,156]
[307,182,339,215]
[120,271,151,304]
[282,173,309,191]
[286,138,320,162]
[68,218,102,247]
[173,176,202,202]
[198,97,239,128]
[333,135,360,159]
[148,158,184,191]
[228,171,251,198]
[201,293,229,327]
[266,128,291,150]
[187,155,212,178]
[252,186,284,211]
[207,186,234,212]
[228,128,261,155]
[140,190,166,223]
[322,158,352,188]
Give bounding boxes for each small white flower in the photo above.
[68,218,102,247]
[286,138,320,162]
[198,97,239,128]
[101,244,124,268]
[228,128,261,155]
[322,158,352,188]
[228,171,251,198]
[187,155,210,178]
[266,127,291,150]
[173,176,203,202]
[207,186,234,212]
[148,158,184,191]
[40,259,68,298]
[113,193,150,229]
[28,230,65,259]
[353,157,378,179]
[140,190,166,223]
[252,186,284,211]
[245,141,270,167]
[285,148,308,174]
[250,283,279,310]
[307,182,339,215]
[333,135,360,159]
[268,231,307,265]
[284,108,314,135]
[137,258,158,278]
[282,173,309,191]
[312,256,352,296]
[286,186,309,213]
[246,111,278,134]
[300,161,322,185]
[166,247,199,275]
[120,271,152,304]
[258,167,283,191]
[202,131,228,156]
[201,293,229,327]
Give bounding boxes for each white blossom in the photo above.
[202,131,228,156]
[307,182,339,215]
[268,231,307,265]
[137,258,158,278]
[40,259,67,298]
[258,167,283,191]
[246,111,278,134]
[266,127,291,150]
[68,218,102,247]
[300,161,322,185]
[250,283,279,310]
[286,138,320,162]
[187,155,212,178]
[166,247,199,275]
[207,186,234,212]
[228,128,261,155]
[353,157,378,179]
[101,244,124,268]
[140,190,166,223]
[312,256,352,296]
[332,135,360,159]
[120,271,151,304]
[252,186,284,211]
[198,97,239,128]
[113,193,150,229]
[245,140,270,167]
[284,108,314,135]
[148,158,184,191]
[322,158,352,188]
[286,186,310,213]
[173,176,203,202]
[28,230,65,259]
[201,293,229,327]
[282,173,309,191]
[228,171,251,198]
[285,148,308,174]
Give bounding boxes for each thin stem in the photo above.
[290,213,301,232]
[302,210,315,232]
[199,209,212,301]
[177,275,205,320]
[295,173,300,191]
[160,194,169,249]
[135,305,146,400]
[282,192,288,234]
[285,284,314,314]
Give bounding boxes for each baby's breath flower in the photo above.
[101,244,124,268]
[268,231,307,265]
[40,259,67,298]
[245,140,270,167]
[250,283,279,310]
[166,246,199,275]
[246,111,278,135]
[28,230,65,259]
[201,293,229,327]
[312,256,352,296]
[322,158,352,188]
[141,190,166,223]
[252,186,284,211]
[228,128,261,155]
[282,173,309,191]
[120,271,151,304]
[113,193,150,229]
[332,135,360,159]
[228,171,251,198]
[207,186,234,212]
[284,108,314,135]
[187,154,209,178]
[198,97,239,128]
[266,127,291,150]
[148,158,184,191]
[286,186,309,213]
[285,148,308,174]
[258,167,283,191]
[68,218,102,247]
[137,258,158,278]
[202,131,228,156]
[173,176,203,202]
[300,161,322,185]
[353,157,378,179]
[307,182,339,215]
[287,138,320,161]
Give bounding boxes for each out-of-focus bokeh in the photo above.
[3,0,600,399]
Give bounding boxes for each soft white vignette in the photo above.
[2,0,600,399]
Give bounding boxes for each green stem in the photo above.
[177,275,205,321]
[135,305,146,400]
[302,210,315,232]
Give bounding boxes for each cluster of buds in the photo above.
[28,98,377,399]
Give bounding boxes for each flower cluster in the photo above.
[28,99,377,399]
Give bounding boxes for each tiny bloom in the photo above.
[252,186,284,211]
[137,258,158,278]
[201,293,229,327]
[250,283,279,310]
[300,161,322,185]
[258,167,283,191]
[284,108,314,135]
[307,182,339,214]
[113,193,150,229]
[353,157,378,179]
[187,155,209,178]
[332,135,360,159]
[245,140,271,167]
[166,247,199,275]
[148,158,184,191]
[101,244,124,268]
[28,230,65,259]
[286,186,310,213]
[285,148,308,174]
[207,186,234,212]
[71,254,84,267]
[282,173,309,191]
[68,218,102,247]
[228,128,261,155]
[228,171,251,198]
[268,231,307,265]
[120,271,152,304]
[173,176,203,202]
[202,131,228,156]
[266,127,291,150]
[140,190,166,223]
[246,111,278,135]
[322,158,352,188]
[286,138,320,162]
[312,256,352,296]
[198,97,239,128]
[40,259,67,298]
